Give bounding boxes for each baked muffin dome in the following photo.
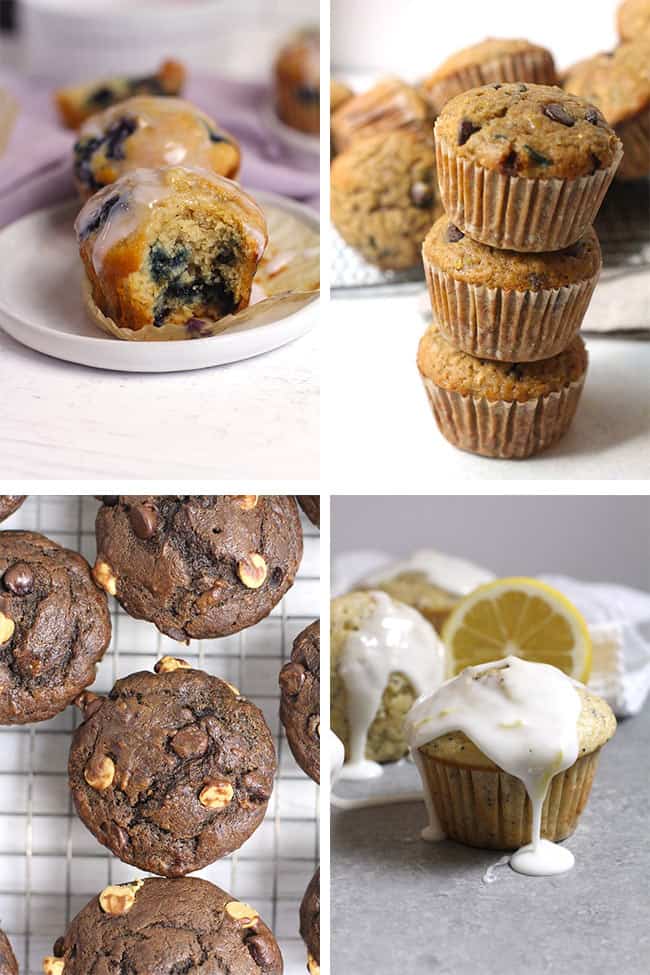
[331,77,430,154]
[274,27,320,135]
[74,96,241,200]
[75,166,268,333]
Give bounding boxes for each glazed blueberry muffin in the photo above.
[0,930,17,975]
[54,58,185,129]
[0,496,26,524]
[280,620,320,783]
[331,77,430,154]
[300,869,320,975]
[43,877,283,975]
[93,495,303,640]
[422,38,558,116]
[74,96,241,200]
[69,660,276,876]
[564,40,650,181]
[331,129,441,270]
[435,83,622,250]
[423,217,601,361]
[617,0,650,41]
[75,166,267,336]
[417,324,588,459]
[274,28,320,135]
[297,496,320,528]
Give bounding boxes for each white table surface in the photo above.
[327,290,650,484]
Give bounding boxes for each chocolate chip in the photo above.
[3,563,34,596]
[518,84,528,92]
[446,223,464,243]
[458,118,480,145]
[507,364,525,381]
[129,503,158,540]
[492,83,502,89]
[242,770,272,802]
[590,152,602,172]
[527,273,547,289]
[543,102,575,127]
[524,145,552,167]
[171,725,209,759]
[410,180,433,208]
[270,566,284,586]
[500,149,519,175]
[247,932,277,968]
[279,661,306,696]
[53,938,65,958]
[585,107,601,125]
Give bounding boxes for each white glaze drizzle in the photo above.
[360,549,495,596]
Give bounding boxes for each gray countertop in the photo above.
[332,703,650,975]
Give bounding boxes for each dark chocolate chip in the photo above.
[270,566,284,586]
[171,726,209,759]
[446,223,465,243]
[410,180,433,208]
[527,272,547,289]
[585,107,601,125]
[500,149,520,175]
[247,932,278,968]
[458,118,480,145]
[53,938,65,958]
[279,661,306,696]
[492,83,502,89]
[518,84,528,92]
[590,152,602,173]
[3,563,34,596]
[129,503,158,540]
[507,364,525,380]
[543,102,575,127]
[242,770,272,802]
[524,144,552,167]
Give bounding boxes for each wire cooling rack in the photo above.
[0,496,320,975]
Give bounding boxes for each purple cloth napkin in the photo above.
[0,70,319,228]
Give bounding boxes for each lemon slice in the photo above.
[442,577,592,682]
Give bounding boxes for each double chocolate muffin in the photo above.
[0,531,111,725]
[300,869,320,974]
[0,497,26,524]
[0,930,17,975]
[297,496,320,528]
[44,877,283,975]
[279,620,320,783]
[68,660,277,876]
[94,495,303,640]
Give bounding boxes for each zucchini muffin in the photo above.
[564,40,650,181]
[75,166,267,335]
[423,217,601,361]
[435,83,622,250]
[422,38,558,116]
[74,96,241,200]
[417,324,588,458]
[274,28,320,135]
[617,0,650,41]
[331,77,430,154]
[55,58,185,129]
[331,129,440,270]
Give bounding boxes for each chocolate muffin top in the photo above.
[279,619,320,783]
[0,497,26,524]
[564,40,650,126]
[300,868,320,968]
[0,930,17,975]
[69,660,277,877]
[93,495,303,641]
[44,877,283,975]
[435,83,621,178]
[0,531,111,725]
[297,496,320,528]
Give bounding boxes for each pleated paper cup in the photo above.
[616,105,650,181]
[416,746,603,849]
[419,372,586,459]
[435,132,623,251]
[424,261,600,361]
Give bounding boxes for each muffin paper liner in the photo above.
[424,262,600,361]
[417,747,602,849]
[419,371,586,459]
[616,105,650,181]
[435,133,623,251]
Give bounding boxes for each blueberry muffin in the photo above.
[69,660,276,876]
[422,38,558,116]
[280,620,320,783]
[564,40,650,180]
[297,496,320,528]
[300,869,320,975]
[417,324,588,459]
[435,83,622,250]
[43,877,283,975]
[0,531,111,725]
[274,28,320,135]
[74,96,241,200]
[75,166,267,335]
[423,217,601,360]
[93,495,303,641]
[0,496,26,524]
[331,77,430,154]
[0,930,17,975]
[617,0,650,41]
[54,58,185,129]
[331,129,440,270]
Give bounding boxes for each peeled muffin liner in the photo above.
[417,746,602,849]
[615,105,650,181]
[83,201,320,342]
[424,261,600,361]
[425,48,557,115]
[419,370,586,459]
[435,133,623,252]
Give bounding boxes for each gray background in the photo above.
[332,495,650,590]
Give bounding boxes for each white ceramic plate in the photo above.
[0,192,319,373]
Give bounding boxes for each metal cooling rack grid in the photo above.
[0,496,320,975]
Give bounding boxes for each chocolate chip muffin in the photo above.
[300,869,320,975]
[0,531,111,725]
[0,496,26,524]
[331,77,430,154]
[43,877,283,975]
[93,496,303,641]
[0,930,17,975]
[331,129,441,270]
[274,28,320,135]
[280,620,320,783]
[617,0,650,41]
[69,659,277,876]
[435,83,622,250]
[297,496,320,528]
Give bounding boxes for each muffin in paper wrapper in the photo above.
[416,746,603,849]
[419,371,586,459]
[424,261,600,362]
[615,105,650,181]
[435,132,623,252]
[82,200,319,342]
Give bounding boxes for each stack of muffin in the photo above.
[417,82,623,459]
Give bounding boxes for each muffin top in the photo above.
[423,216,602,290]
[435,82,621,178]
[331,128,436,209]
[331,79,354,115]
[564,40,650,126]
[331,77,430,153]
[426,38,552,82]
[417,325,588,402]
[617,0,650,41]
[299,868,320,965]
